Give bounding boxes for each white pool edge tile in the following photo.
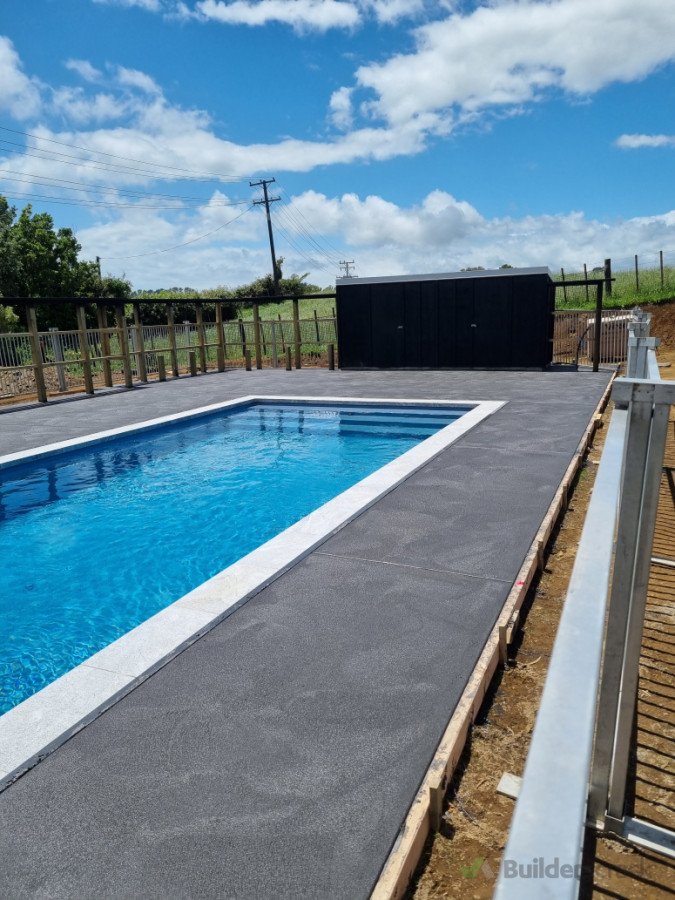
[0,395,505,788]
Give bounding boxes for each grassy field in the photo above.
[237,295,336,321]
[555,264,675,309]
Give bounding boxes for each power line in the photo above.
[99,204,254,259]
[276,181,345,260]
[275,203,341,268]
[0,125,249,182]
[0,169,249,204]
[271,214,336,278]
[0,188,249,211]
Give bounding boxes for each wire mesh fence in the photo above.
[0,315,339,402]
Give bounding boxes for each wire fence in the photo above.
[557,251,675,307]
[0,315,338,402]
[551,308,631,366]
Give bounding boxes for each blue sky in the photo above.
[2,0,675,289]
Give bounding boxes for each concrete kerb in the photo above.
[370,374,615,900]
[0,395,503,790]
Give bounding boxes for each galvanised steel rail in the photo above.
[495,311,675,898]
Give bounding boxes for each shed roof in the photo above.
[336,266,553,286]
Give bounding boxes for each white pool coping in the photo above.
[0,395,505,788]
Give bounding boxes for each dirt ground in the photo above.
[409,299,675,899]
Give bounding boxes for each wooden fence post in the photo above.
[583,264,589,303]
[593,282,604,373]
[166,304,179,377]
[292,297,301,369]
[189,351,198,377]
[634,254,640,292]
[245,349,252,371]
[195,303,207,373]
[252,302,262,369]
[76,303,94,394]
[560,268,567,304]
[49,327,68,392]
[157,355,167,382]
[97,304,113,387]
[115,303,133,388]
[604,258,612,297]
[328,343,335,370]
[215,301,225,372]
[660,250,665,288]
[314,308,320,341]
[278,313,286,352]
[132,302,148,382]
[285,346,292,370]
[26,304,48,403]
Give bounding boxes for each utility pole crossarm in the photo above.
[339,259,356,278]
[250,177,281,296]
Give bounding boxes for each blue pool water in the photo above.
[0,401,467,714]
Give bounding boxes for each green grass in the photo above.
[236,295,336,321]
[554,265,675,310]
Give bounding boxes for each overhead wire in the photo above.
[0,125,249,182]
[0,169,249,204]
[99,204,255,259]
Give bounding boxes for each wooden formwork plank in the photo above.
[371,376,614,900]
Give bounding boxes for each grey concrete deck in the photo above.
[0,369,611,899]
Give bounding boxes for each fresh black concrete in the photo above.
[0,368,611,899]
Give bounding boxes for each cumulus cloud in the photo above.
[328,87,353,130]
[195,0,360,31]
[0,36,42,120]
[616,133,675,149]
[117,66,162,94]
[92,0,163,10]
[64,59,103,83]
[354,0,675,126]
[51,88,130,124]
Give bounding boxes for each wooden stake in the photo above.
[115,303,133,388]
[195,304,207,373]
[132,302,147,382]
[285,346,292,370]
[634,254,640,292]
[26,304,48,403]
[253,302,262,369]
[157,355,166,382]
[328,343,335,370]
[215,302,225,372]
[166,304,179,377]
[76,303,94,394]
[245,349,252,371]
[292,297,301,369]
[97,305,113,387]
[189,350,197,377]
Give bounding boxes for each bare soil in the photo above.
[409,299,675,899]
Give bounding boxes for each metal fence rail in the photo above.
[495,311,674,898]
[552,308,631,366]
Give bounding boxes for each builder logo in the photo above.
[461,857,495,880]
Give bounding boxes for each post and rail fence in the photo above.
[0,295,338,404]
[495,309,675,898]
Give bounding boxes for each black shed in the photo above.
[336,267,555,369]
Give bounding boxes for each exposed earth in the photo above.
[409,299,675,899]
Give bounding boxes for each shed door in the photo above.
[371,283,405,367]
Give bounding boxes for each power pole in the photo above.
[339,260,356,278]
[250,177,281,295]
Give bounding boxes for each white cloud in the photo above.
[93,0,163,10]
[328,87,353,130]
[116,66,162,94]
[72,186,675,291]
[616,133,675,149]
[0,36,42,120]
[64,59,103,83]
[360,0,425,25]
[195,0,360,31]
[354,0,675,126]
[51,88,129,125]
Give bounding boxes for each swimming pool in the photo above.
[0,394,504,783]
[0,399,472,715]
